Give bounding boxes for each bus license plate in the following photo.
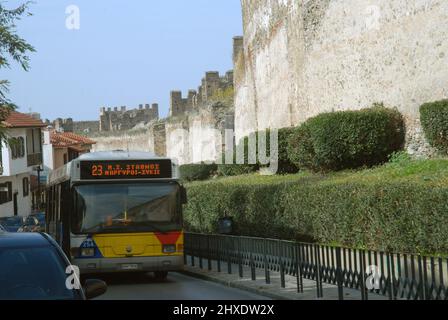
[121,264,139,271]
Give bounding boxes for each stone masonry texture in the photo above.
[235,0,448,156]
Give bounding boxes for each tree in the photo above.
[0,2,35,141]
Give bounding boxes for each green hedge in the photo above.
[217,128,299,176]
[276,128,300,174]
[420,100,448,153]
[179,163,217,182]
[217,133,259,177]
[287,105,405,172]
[217,163,258,177]
[256,128,299,174]
[184,175,448,254]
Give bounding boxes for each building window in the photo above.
[9,137,25,159]
[26,129,43,167]
[23,177,29,197]
[0,182,12,204]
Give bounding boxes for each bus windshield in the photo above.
[73,182,181,234]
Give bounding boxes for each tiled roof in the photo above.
[50,130,96,149]
[2,111,46,128]
[58,132,96,145]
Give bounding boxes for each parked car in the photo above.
[18,213,46,233]
[0,231,107,300]
[0,232,107,300]
[0,216,26,233]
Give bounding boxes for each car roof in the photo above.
[0,232,51,248]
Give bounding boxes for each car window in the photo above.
[0,246,79,300]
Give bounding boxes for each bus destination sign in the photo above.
[80,160,173,180]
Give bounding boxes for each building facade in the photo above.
[0,112,46,217]
[43,130,96,171]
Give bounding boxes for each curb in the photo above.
[180,269,294,301]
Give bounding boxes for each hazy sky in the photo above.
[3,0,243,121]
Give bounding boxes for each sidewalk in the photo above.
[182,257,388,300]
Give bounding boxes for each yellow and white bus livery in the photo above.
[45,151,187,279]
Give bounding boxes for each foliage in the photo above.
[217,133,259,177]
[420,100,448,154]
[184,159,448,255]
[217,128,299,177]
[0,2,35,142]
[287,104,405,172]
[209,86,234,105]
[179,163,217,182]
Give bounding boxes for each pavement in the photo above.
[182,256,388,300]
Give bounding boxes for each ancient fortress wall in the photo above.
[235,0,448,155]
[90,65,235,164]
[92,105,234,165]
[92,130,153,154]
[165,104,234,165]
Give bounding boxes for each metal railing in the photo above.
[184,233,448,300]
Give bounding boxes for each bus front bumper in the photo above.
[73,255,184,274]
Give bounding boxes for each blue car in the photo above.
[18,213,46,233]
[0,216,26,233]
[0,231,107,300]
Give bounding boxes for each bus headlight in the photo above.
[162,245,176,254]
[81,248,95,257]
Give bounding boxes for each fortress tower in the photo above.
[169,70,234,118]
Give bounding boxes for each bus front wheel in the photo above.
[154,271,168,280]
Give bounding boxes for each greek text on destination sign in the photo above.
[80,160,173,180]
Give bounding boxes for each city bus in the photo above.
[45,151,187,279]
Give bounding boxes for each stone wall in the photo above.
[169,71,234,117]
[236,0,448,156]
[92,130,153,154]
[166,102,234,165]
[73,121,99,134]
[92,103,234,164]
[99,104,159,132]
[90,40,236,164]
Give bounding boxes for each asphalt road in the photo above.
[90,272,270,300]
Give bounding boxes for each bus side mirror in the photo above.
[84,279,107,300]
[180,186,188,205]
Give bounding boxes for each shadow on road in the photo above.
[83,272,171,286]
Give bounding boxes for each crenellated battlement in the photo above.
[169,70,234,117]
[99,103,159,132]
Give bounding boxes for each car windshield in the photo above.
[0,246,79,300]
[73,182,181,234]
